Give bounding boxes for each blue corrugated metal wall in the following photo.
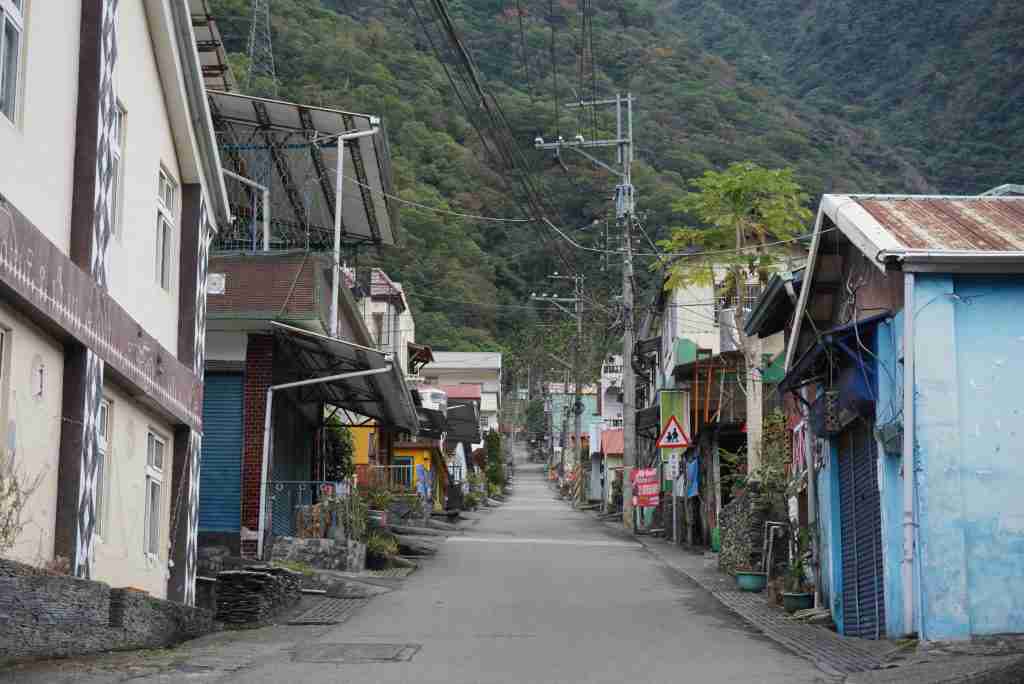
[199,373,243,532]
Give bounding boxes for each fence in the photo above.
[361,464,414,492]
[264,480,350,538]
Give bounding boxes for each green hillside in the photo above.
[670,0,1024,194]
[208,0,934,353]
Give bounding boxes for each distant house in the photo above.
[423,352,502,436]
[780,193,1024,641]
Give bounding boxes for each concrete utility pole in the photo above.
[535,93,636,527]
[532,275,585,502]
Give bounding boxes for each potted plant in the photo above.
[735,563,768,592]
[782,527,814,613]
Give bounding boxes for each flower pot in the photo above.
[783,592,814,614]
[735,571,767,592]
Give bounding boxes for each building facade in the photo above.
[423,352,502,436]
[0,0,229,602]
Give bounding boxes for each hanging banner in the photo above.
[659,390,691,454]
[630,467,660,507]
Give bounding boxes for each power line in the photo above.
[338,172,531,222]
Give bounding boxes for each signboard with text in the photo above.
[630,468,660,508]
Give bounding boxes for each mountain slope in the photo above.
[669,0,1024,193]
[208,0,931,352]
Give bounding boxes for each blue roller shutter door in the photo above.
[199,373,244,532]
[838,420,885,639]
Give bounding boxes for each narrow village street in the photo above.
[4,449,827,684]
[233,459,824,684]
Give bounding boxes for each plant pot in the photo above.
[735,571,767,592]
[783,592,814,614]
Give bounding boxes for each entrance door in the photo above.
[837,420,886,638]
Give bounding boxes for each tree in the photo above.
[0,451,43,557]
[660,162,811,471]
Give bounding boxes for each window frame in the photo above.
[155,168,176,291]
[143,430,165,559]
[93,399,111,540]
[0,0,24,124]
[110,102,127,239]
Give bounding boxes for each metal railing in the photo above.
[264,480,349,537]
[361,464,414,492]
[448,464,465,484]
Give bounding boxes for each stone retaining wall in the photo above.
[269,536,366,572]
[0,558,214,663]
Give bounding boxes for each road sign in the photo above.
[655,415,690,449]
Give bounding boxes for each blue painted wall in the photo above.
[914,274,1024,640]
[874,316,913,637]
[816,442,844,631]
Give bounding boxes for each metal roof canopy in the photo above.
[188,0,237,93]
[447,403,482,444]
[270,322,417,433]
[209,90,398,247]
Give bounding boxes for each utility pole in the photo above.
[535,93,636,527]
[532,274,585,503]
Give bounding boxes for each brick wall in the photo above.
[241,334,274,557]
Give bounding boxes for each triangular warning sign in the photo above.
[656,416,690,449]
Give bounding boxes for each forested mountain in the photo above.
[670,0,1024,194]
[207,0,1009,356]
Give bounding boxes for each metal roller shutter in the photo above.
[199,373,244,532]
[838,420,886,639]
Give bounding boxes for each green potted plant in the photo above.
[735,562,768,592]
[782,527,814,613]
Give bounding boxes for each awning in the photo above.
[208,90,398,249]
[777,311,891,395]
[417,407,446,439]
[744,269,803,338]
[447,403,482,444]
[270,322,418,432]
[636,403,661,437]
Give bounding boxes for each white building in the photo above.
[598,355,624,427]
[423,352,502,434]
[0,1,229,602]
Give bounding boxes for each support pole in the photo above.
[902,272,916,635]
[620,94,637,530]
[256,365,391,559]
[330,127,378,337]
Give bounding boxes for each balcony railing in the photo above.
[361,464,415,492]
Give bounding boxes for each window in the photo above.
[144,431,164,558]
[0,0,23,122]
[372,312,385,348]
[95,400,110,538]
[155,169,176,290]
[111,103,126,236]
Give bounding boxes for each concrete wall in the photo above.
[912,274,1024,640]
[0,301,64,565]
[105,0,183,355]
[0,1,81,252]
[91,382,176,599]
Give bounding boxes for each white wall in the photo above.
[0,300,64,565]
[0,1,81,251]
[105,0,183,355]
[91,382,175,598]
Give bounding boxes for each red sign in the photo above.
[630,468,660,507]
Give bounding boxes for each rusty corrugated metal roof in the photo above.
[855,196,1024,252]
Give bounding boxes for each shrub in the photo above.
[463,491,480,510]
[366,531,399,562]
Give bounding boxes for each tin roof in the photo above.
[601,428,624,456]
[441,384,483,400]
[856,196,1024,251]
[820,195,1024,272]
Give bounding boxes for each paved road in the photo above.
[234,458,827,684]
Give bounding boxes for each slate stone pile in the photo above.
[214,567,302,626]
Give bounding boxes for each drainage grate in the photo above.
[293,643,421,664]
[287,598,367,626]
